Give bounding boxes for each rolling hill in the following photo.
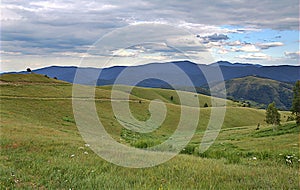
[1,74,298,189]
[210,76,295,110]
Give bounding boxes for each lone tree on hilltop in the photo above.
[26,68,32,73]
[291,80,300,125]
[266,102,280,131]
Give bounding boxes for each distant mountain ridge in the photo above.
[210,61,262,67]
[7,61,300,88]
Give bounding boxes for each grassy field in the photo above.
[0,74,299,189]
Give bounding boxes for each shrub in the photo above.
[180,144,197,155]
[131,139,161,149]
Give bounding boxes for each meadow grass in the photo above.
[0,74,299,189]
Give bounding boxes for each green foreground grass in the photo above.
[0,74,299,189]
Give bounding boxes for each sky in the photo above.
[1,0,299,72]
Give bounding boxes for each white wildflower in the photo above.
[84,151,88,155]
[70,154,75,158]
[84,144,90,147]
[286,159,292,164]
[253,157,257,160]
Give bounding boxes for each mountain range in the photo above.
[6,60,299,110]
[13,61,299,86]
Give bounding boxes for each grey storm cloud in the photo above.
[200,33,230,43]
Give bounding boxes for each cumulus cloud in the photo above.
[284,51,300,59]
[237,53,270,60]
[226,41,243,46]
[256,42,284,49]
[231,44,260,52]
[112,49,137,57]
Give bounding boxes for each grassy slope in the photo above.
[0,73,67,83]
[0,74,299,189]
[213,76,294,110]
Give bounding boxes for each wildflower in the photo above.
[70,154,75,158]
[279,153,283,156]
[78,147,84,150]
[286,159,292,164]
[253,157,257,160]
[286,155,291,159]
[84,151,88,155]
[84,144,90,147]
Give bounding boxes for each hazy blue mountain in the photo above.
[210,61,262,67]
[9,61,300,88]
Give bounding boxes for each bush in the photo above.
[180,144,197,155]
[131,139,161,149]
[286,115,295,122]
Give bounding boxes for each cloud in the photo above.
[54,51,97,58]
[0,59,11,63]
[237,53,270,60]
[226,40,243,46]
[284,51,300,59]
[0,0,299,71]
[217,48,229,55]
[231,44,260,52]
[199,33,229,43]
[0,50,22,55]
[112,49,137,57]
[256,42,284,49]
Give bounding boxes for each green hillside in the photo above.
[212,76,294,110]
[0,73,67,84]
[0,74,299,189]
